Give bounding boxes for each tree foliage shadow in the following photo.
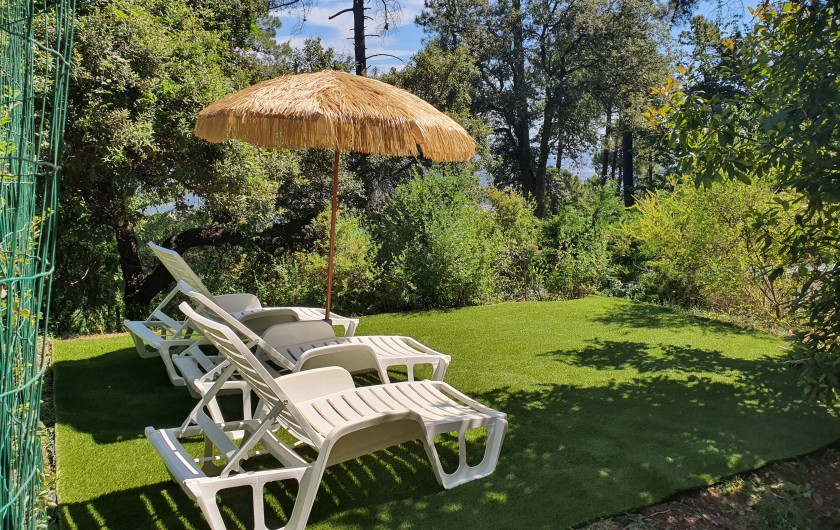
[52,346,431,444]
[60,440,450,530]
[591,301,762,336]
[543,339,795,405]
[54,346,196,444]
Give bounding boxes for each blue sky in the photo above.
[273,0,756,73]
[272,0,755,178]
[274,0,428,71]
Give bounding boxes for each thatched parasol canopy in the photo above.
[194,70,475,162]
[194,69,475,320]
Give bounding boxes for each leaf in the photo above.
[733,168,752,184]
[762,108,791,132]
[772,196,791,210]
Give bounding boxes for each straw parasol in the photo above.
[195,69,476,320]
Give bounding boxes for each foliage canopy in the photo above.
[651,2,840,400]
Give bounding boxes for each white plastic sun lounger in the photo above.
[174,281,450,404]
[146,304,507,530]
[124,242,359,386]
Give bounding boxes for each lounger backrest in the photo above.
[176,281,297,371]
[179,301,323,445]
[261,320,336,346]
[179,302,286,408]
[148,242,214,298]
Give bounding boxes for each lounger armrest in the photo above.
[212,293,262,313]
[295,343,380,376]
[334,317,360,337]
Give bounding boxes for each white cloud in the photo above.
[274,0,427,66]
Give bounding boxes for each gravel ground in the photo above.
[581,443,840,530]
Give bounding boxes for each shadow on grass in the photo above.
[57,340,840,529]
[591,300,761,336]
[60,442,447,529]
[542,340,791,407]
[54,346,197,444]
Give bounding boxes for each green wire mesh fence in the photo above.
[1,0,74,527]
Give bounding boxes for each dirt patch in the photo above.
[582,443,840,530]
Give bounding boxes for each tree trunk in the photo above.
[114,219,146,319]
[510,0,539,215]
[600,105,612,184]
[534,91,559,217]
[622,130,634,207]
[514,118,535,212]
[610,145,618,182]
[353,0,366,75]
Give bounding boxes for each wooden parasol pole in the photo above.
[325,148,340,322]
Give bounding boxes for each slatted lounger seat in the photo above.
[247,319,450,382]
[125,242,358,386]
[146,303,507,530]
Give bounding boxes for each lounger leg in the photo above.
[421,418,509,489]
[196,500,226,530]
[283,460,328,530]
[157,344,187,386]
[407,361,438,381]
[192,479,290,530]
[431,358,450,381]
[193,485,228,530]
[252,483,267,530]
[191,471,319,530]
[380,360,448,383]
[242,387,253,421]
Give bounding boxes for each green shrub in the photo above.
[185,244,297,306]
[486,186,543,300]
[294,209,380,313]
[541,185,624,298]
[627,174,798,326]
[184,209,380,315]
[375,170,500,309]
[52,232,126,335]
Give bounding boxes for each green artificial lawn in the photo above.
[55,297,840,529]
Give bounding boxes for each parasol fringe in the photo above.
[194,70,475,162]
